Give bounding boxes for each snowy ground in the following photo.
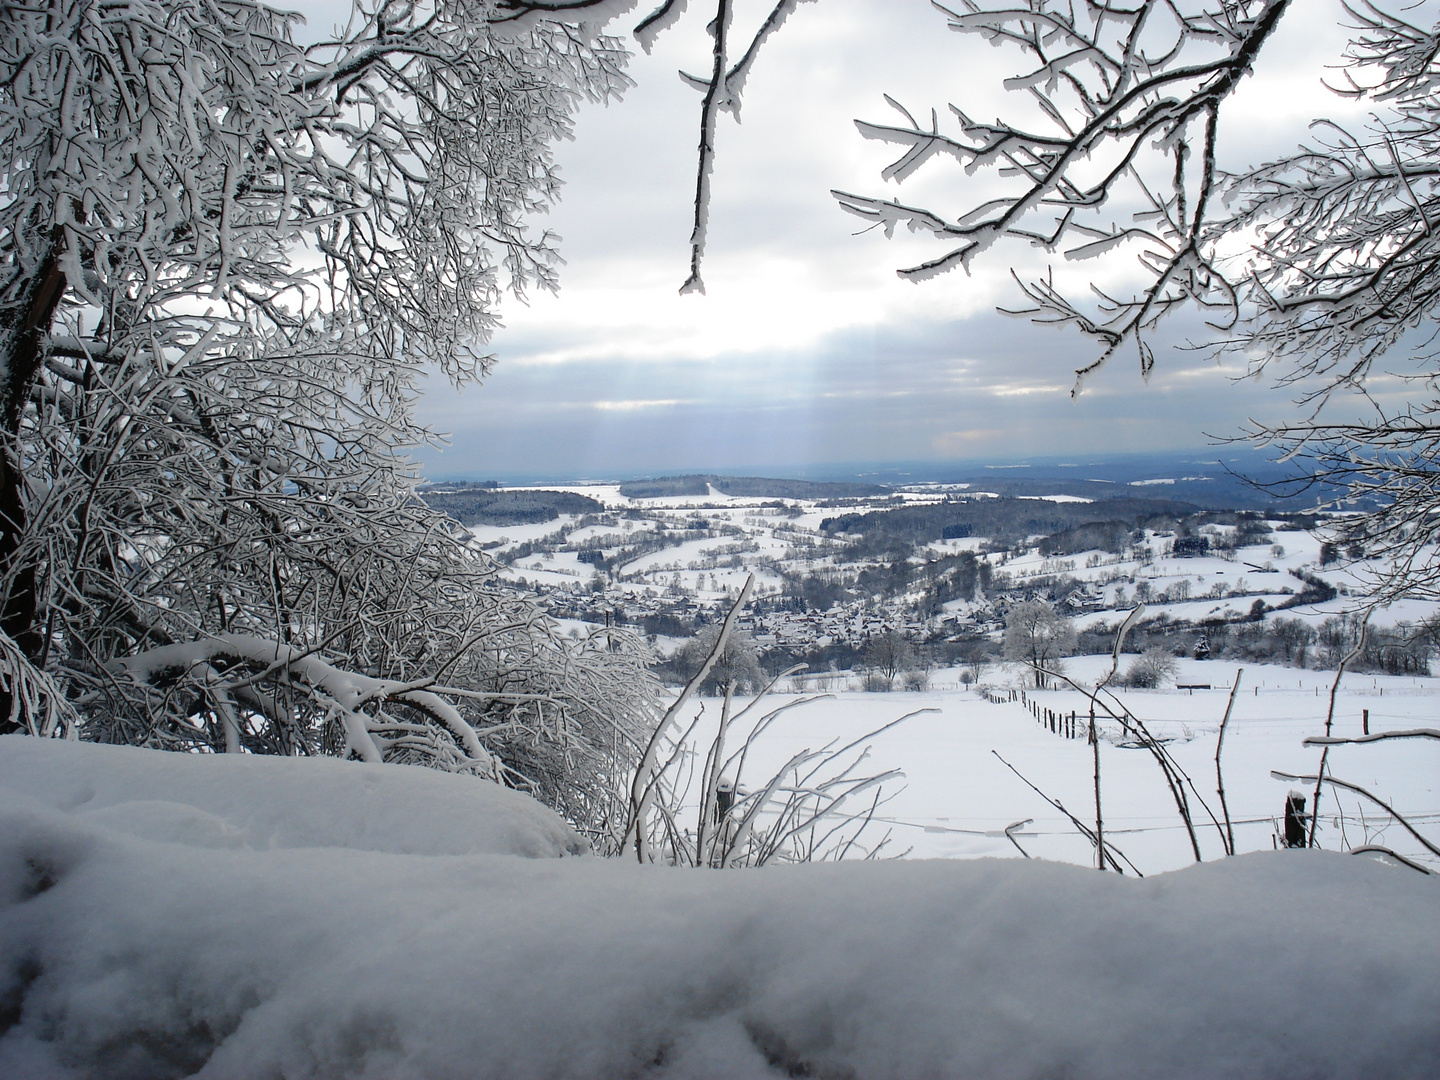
[665,657,1440,875]
[2,736,1437,1079]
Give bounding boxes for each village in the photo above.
[445,479,1409,681]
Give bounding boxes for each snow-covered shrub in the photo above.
[0,630,74,738]
[628,580,909,868]
[0,0,658,848]
[901,668,932,692]
[1122,648,1179,689]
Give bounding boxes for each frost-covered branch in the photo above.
[670,0,816,293]
[1241,402,1440,604]
[1305,728,1440,746]
[837,0,1289,388]
[843,1,1440,604]
[0,0,662,847]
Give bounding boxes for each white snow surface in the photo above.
[2,737,1438,1078]
[0,737,585,859]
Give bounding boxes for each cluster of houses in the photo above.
[744,608,929,650]
[524,576,959,650]
[522,559,1126,652]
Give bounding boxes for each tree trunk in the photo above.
[0,243,66,732]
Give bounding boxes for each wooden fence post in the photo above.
[1284,793,1307,848]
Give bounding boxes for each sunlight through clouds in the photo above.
[414,0,1372,480]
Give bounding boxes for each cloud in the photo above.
[412,0,1378,480]
[592,398,692,410]
[415,307,1293,479]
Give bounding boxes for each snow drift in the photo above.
[0,737,586,859]
[1,736,1436,1079]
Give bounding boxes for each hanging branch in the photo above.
[678,0,733,295]
[673,0,815,292]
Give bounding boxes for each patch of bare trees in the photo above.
[1003,600,1076,688]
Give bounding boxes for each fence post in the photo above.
[1363,709,1369,736]
[1284,792,1307,848]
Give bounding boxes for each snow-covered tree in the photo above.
[0,0,661,848]
[1122,647,1179,690]
[677,623,764,696]
[865,629,915,687]
[1003,600,1075,689]
[837,0,1440,604]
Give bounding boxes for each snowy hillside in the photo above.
[446,480,1437,662]
[2,736,1437,1079]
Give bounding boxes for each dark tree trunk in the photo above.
[0,245,66,732]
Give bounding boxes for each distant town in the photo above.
[422,469,1430,684]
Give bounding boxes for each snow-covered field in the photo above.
[2,735,1437,1079]
[660,657,1439,874]
[7,491,1437,1077]
[3,655,1437,1077]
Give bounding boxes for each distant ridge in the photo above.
[420,486,602,527]
[618,475,891,499]
[820,495,1206,545]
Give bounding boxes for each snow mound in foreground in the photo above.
[2,739,1437,1079]
[0,735,586,858]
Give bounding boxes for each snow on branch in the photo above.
[672,0,816,293]
[839,0,1290,387]
[1305,728,1440,746]
[113,633,498,775]
[0,0,661,851]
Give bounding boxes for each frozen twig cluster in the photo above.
[628,575,916,867]
[835,0,1290,388]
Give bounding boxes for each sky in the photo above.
[405,0,1390,482]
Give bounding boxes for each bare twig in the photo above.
[628,573,754,861]
[1349,845,1432,875]
[1309,610,1371,848]
[1215,668,1244,855]
[992,750,1140,875]
[1004,818,1033,859]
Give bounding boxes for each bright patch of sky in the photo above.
[390,0,1391,481]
